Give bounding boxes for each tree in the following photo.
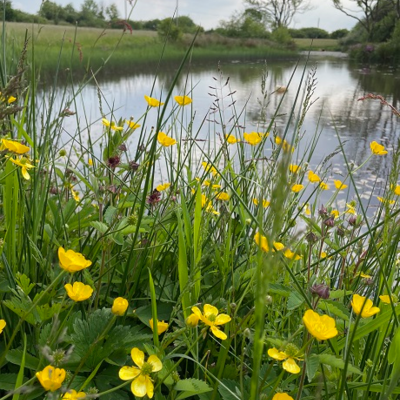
[39,0,64,24]
[244,0,311,28]
[105,3,119,22]
[0,0,15,21]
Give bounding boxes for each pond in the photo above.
[44,53,400,213]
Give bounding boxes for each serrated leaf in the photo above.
[175,378,212,400]
[287,290,304,310]
[319,354,362,374]
[90,221,109,234]
[218,379,240,400]
[306,354,320,381]
[6,350,39,370]
[104,206,117,225]
[269,283,291,297]
[329,290,352,299]
[318,300,349,321]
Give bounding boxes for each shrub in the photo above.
[157,18,183,42]
[330,29,349,39]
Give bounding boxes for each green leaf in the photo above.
[6,350,39,370]
[306,354,320,381]
[0,374,22,390]
[268,283,291,297]
[104,206,118,225]
[318,300,349,321]
[218,379,241,400]
[175,378,213,400]
[329,290,352,299]
[90,221,109,234]
[388,326,400,365]
[287,290,304,310]
[318,354,362,375]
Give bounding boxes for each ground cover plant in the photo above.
[1,13,400,400]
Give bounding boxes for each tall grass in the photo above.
[0,9,400,400]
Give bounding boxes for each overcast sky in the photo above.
[14,0,360,32]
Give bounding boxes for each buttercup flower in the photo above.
[186,313,200,327]
[291,184,304,193]
[112,297,129,316]
[58,247,92,273]
[63,389,86,399]
[88,158,93,166]
[102,118,123,131]
[346,203,356,215]
[64,282,93,302]
[268,347,301,374]
[202,161,218,176]
[377,196,395,205]
[157,132,177,147]
[359,272,372,279]
[189,304,231,340]
[70,186,80,202]
[320,182,329,190]
[331,209,339,218]
[156,183,171,191]
[9,157,34,180]
[308,171,321,183]
[119,348,162,398]
[145,95,164,107]
[149,318,168,334]
[275,136,293,152]
[283,249,302,260]
[289,164,300,173]
[174,95,192,106]
[0,319,6,334]
[126,120,141,130]
[370,141,388,155]
[303,309,338,341]
[36,365,66,391]
[216,192,230,201]
[244,132,264,146]
[273,394,294,400]
[334,180,348,190]
[253,198,270,208]
[1,138,30,154]
[379,294,396,304]
[254,232,269,252]
[225,134,240,144]
[392,184,400,196]
[351,294,380,318]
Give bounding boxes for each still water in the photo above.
[47,54,400,212]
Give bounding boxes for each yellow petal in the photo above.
[215,314,231,325]
[148,355,163,372]
[203,304,219,319]
[210,325,227,340]
[131,375,148,397]
[119,366,141,381]
[131,348,145,368]
[282,358,300,374]
[145,376,155,398]
[268,348,288,361]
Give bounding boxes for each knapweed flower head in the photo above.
[303,309,338,341]
[268,345,301,374]
[370,141,388,155]
[63,389,86,399]
[157,132,177,147]
[0,319,6,334]
[308,171,321,183]
[119,348,162,398]
[149,318,168,334]
[145,95,164,107]
[272,393,294,400]
[225,134,240,144]
[244,131,264,146]
[102,118,123,131]
[112,297,129,316]
[9,157,34,180]
[64,282,93,302]
[252,198,270,208]
[334,180,348,190]
[351,294,380,318]
[174,95,192,106]
[58,247,92,273]
[156,182,171,192]
[126,120,141,130]
[291,184,304,193]
[1,138,30,154]
[188,304,231,340]
[36,365,66,391]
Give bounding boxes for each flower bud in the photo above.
[310,283,330,299]
[324,216,335,228]
[112,297,129,316]
[306,232,318,244]
[319,205,327,217]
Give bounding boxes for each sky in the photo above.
[14,0,360,33]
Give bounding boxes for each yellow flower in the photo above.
[377,196,395,205]
[351,294,380,318]
[112,297,129,316]
[149,318,168,334]
[216,192,230,201]
[370,141,388,155]
[63,390,86,399]
[119,348,163,398]
[273,242,285,251]
[212,184,221,190]
[320,182,329,190]
[273,393,294,400]
[225,134,240,144]
[186,313,200,327]
[320,251,327,259]
[8,157,34,180]
[379,295,395,304]
[36,365,66,391]
[102,118,123,131]
[7,95,16,104]
[126,120,141,130]
[174,95,192,106]
[156,183,171,191]
[145,95,164,107]
[58,247,92,273]
[268,348,301,374]
[244,131,264,145]
[334,180,348,190]
[289,164,300,173]
[252,198,270,208]
[308,171,321,183]
[64,282,93,302]
[331,210,339,218]
[302,309,338,341]
[392,184,400,196]
[304,203,311,216]
[189,304,231,340]
[70,186,80,202]
[359,272,372,279]
[88,158,93,166]
[275,136,294,152]
[254,231,269,252]
[0,319,6,334]
[157,132,177,147]
[283,249,302,260]
[1,138,30,154]
[201,161,218,176]
[291,184,304,193]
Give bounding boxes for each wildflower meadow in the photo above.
[1,13,400,400]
